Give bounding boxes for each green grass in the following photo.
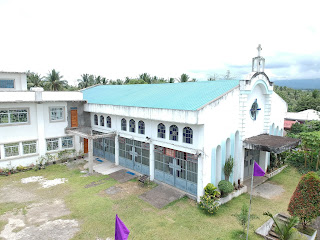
[0,165,302,240]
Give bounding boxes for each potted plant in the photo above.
[223,156,234,181]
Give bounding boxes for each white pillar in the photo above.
[115,134,119,165]
[36,103,46,156]
[197,154,204,202]
[88,138,93,174]
[149,143,154,180]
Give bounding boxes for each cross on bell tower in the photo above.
[252,44,265,72]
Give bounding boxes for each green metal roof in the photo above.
[82,80,240,111]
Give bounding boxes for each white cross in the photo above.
[257,44,262,57]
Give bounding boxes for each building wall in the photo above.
[0,102,79,168]
[0,72,27,91]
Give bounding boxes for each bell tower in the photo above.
[252,44,265,72]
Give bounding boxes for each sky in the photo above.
[0,0,319,86]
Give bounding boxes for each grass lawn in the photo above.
[0,165,302,240]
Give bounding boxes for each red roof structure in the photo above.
[284,120,297,130]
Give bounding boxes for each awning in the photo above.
[65,127,116,139]
[243,134,301,154]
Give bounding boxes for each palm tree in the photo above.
[139,73,151,84]
[77,74,95,89]
[26,71,44,89]
[169,78,175,83]
[178,73,190,83]
[45,69,67,91]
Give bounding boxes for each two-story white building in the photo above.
[0,71,86,168]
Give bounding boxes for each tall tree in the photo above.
[178,73,190,83]
[139,73,151,84]
[45,69,67,91]
[77,74,95,89]
[26,71,44,89]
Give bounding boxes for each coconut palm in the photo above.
[45,69,67,91]
[178,73,190,83]
[26,71,44,89]
[77,74,95,89]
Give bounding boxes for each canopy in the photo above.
[243,134,300,154]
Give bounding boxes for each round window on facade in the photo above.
[250,99,261,120]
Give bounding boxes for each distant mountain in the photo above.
[273,79,320,90]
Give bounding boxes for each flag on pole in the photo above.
[253,161,265,177]
[115,214,130,240]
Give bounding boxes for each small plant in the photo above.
[263,212,302,240]
[223,156,234,181]
[218,180,234,197]
[204,183,221,198]
[232,204,258,233]
[199,183,220,215]
[71,149,77,160]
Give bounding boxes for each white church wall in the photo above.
[269,92,287,136]
[0,72,27,91]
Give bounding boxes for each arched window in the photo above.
[100,115,104,126]
[129,119,135,132]
[107,116,111,128]
[157,123,165,138]
[169,125,179,141]
[94,114,98,125]
[121,118,127,131]
[138,121,145,134]
[183,127,193,144]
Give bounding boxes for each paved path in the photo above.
[84,158,124,175]
[243,176,268,194]
[139,184,185,208]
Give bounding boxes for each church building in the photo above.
[0,46,297,200]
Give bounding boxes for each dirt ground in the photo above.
[0,182,79,240]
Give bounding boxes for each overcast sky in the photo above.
[0,0,319,85]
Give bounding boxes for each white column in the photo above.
[197,154,203,202]
[149,143,154,180]
[36,103,46,156]
[115,134,119,165]
[88,138,93,174]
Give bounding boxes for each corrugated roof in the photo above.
[82,80,240,111]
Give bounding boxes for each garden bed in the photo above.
[218,185,247,205]
[266,165,287,178]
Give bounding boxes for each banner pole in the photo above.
[246,160,255,240]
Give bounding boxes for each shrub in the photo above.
[218,180,234,197]
[199,183,220,214]
[223,156,234,181]
[233,204,258,233]
[204,183,220,198]
[199,194,219,214]
[287,172,320,229]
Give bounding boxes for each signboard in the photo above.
[165,148,175,158]
[154,146,164,154]
[186,153,198,162]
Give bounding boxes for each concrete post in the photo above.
[36,103,46,157]
[149,143,154,180]
[115,134,119,165]
[196,154,203,202]
[88,138,93,174]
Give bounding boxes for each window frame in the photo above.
[169,125,179,141]
[157,123,166,139]
[183,127,193,144]
[100,115,105,126]
[129,119,135,133]
[46,138,59,152]
[62,136,74,149]
[94,114,98,125]
[138,120,145,134]
[22,140,37,155]
[0,79,15,89]
[107,116,111,128]
[49,106,65,122]
[4,142,20,157]
[0,108,29,126]
[121,118,127,131]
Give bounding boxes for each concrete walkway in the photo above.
[139,184,186,208]
[243,176,268,194]
[84,158,124,175]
